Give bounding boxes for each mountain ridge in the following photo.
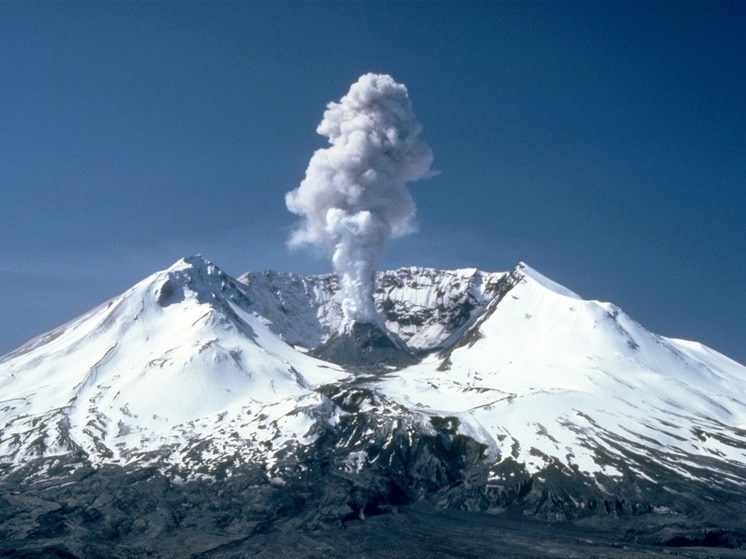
[1,255,745,557]
[2,255,744,478]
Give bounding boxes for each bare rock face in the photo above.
[310,321,418,372]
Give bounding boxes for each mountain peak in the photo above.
[166,253,213,272]
[514,261,580,299]
[152,255,240,308]
[161,254,225,276]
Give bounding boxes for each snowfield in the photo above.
[1,256,745,494]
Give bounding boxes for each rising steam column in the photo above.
[285,73,434,371]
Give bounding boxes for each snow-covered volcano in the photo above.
[1,256,746,554]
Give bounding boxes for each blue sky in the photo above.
[1,2,744,364]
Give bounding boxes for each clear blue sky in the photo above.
[1,2,744,364]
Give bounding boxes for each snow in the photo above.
[515,262,580,299]
[374,263,746,477]
[238,265,505,352]
[0,256,346,468]
[1,255,745,488]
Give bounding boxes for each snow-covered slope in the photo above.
[1,256,745,524]
[0,256,347,470]
[379,263,746,488]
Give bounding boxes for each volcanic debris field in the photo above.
[2,445,746,558]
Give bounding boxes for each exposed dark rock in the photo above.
[155,277,181,307]
[310,321,418,371]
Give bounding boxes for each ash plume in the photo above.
[286,73,434,326]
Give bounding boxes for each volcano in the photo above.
[1,257,745,558]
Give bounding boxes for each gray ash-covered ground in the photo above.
[310,321,419,371]
[2,469,746,559]
[2,424,746,559]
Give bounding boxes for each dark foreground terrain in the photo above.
[239,504,746,559]
[3,500,746,559]
[1,460,745,559]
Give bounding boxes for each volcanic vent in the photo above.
[311,320,418,372]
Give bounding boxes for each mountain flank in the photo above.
[1,256,745,557]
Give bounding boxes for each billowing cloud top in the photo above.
[286,73,434,325]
